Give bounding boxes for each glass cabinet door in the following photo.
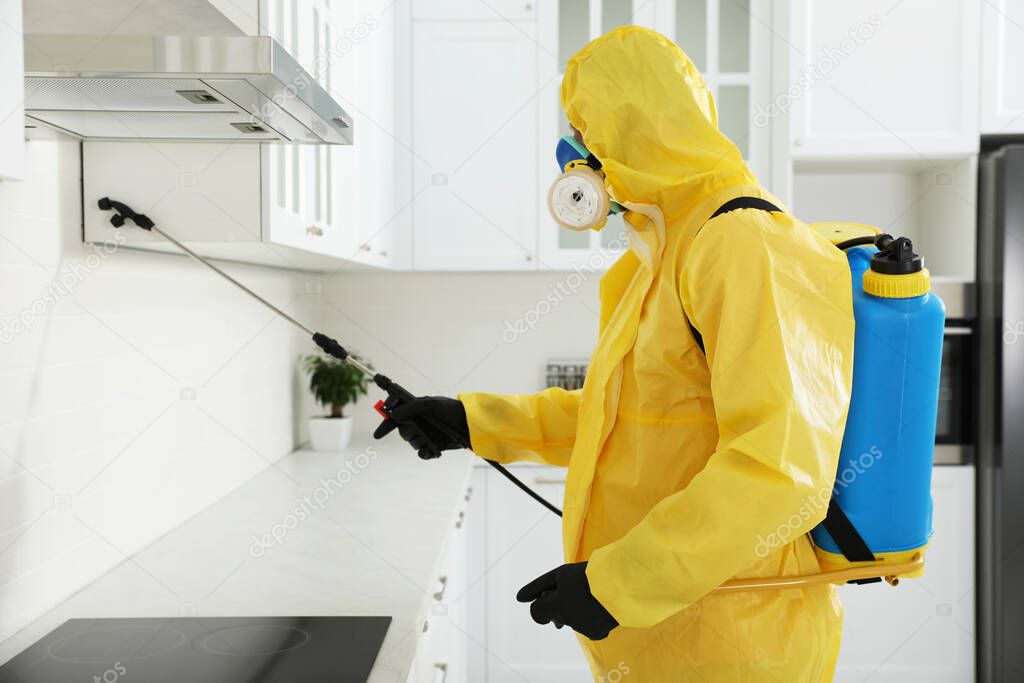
[674,0,769,180]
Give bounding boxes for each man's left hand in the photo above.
[516,562,618,640]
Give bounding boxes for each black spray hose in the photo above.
[98,198,562,518]
[834,234,886,251]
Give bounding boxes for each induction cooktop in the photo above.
[0,616,391,683]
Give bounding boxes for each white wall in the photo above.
[0,136,318,640]
[322,269,603,435]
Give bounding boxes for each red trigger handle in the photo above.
[374,400,388,418]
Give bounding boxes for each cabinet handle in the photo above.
[379,250,388,257]
[422,619,429,633]
[533,478,566,485]
[306,225,324,237]
[433,662,448,683]
[464,486,473,502]
[454,510,465,529]
[525,253,534,262]
[433,575,448,602]
[359,243,372,251]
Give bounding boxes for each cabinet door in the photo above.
[981,0,1024,133]
[351,3,400,268]
[834,466,976,682]
[788,0,980,159]
[473,466,591,683]
[0,0,23,181]
[412,22,539,271]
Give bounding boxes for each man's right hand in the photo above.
[372,396,470,459]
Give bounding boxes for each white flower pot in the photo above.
[308,416,354,451]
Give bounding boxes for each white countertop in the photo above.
[0,438,475,683]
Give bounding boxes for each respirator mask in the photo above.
[547,135,624,231]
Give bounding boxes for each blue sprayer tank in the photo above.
[810,225,946,573]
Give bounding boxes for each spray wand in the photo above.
[97,197,562,518]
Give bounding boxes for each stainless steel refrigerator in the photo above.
[977,139,1024,682]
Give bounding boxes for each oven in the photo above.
[932,279,974,465]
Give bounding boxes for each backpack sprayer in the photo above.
[550,136,946,591]
[96,197,562,519]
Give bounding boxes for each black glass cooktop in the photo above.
[0,616,391,683]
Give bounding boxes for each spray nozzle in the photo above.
[97,197,154,230]
[312,332,348,361]
[870,234,923,274]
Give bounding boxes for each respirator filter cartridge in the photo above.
[547,167,610,231]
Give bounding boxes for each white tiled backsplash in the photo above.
[322,270,602,434]
[0,137,319,640]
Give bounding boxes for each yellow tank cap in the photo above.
[863,268,931,299]
[811,222,881,246]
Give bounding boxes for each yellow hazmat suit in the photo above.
[460,26,855,681]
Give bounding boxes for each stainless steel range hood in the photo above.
[24,34,353,144]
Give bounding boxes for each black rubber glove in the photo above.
[372,396,470,460]
[516,561,618,640]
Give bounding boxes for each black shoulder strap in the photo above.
[686,197,783,354]
[687,197,880,580]
[822,499,880,582]
[709,196,782,220]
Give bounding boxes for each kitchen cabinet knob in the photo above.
[379,250,388,257]
[359,243,372,252]
[454,511,465,529]
[306,225,324,237]
[525,254,534,262]
[464,486,473,502]
[422,619,429,633]
[433,575,448,602]
[525,3,533,10]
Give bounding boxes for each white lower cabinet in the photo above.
[464,465,592,682]
[408,483,471,683]
[835,465,976,682]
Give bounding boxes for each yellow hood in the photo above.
[561,26,756,222]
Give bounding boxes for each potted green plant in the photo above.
[302,352,372,451]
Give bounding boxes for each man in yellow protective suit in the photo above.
[375,26,856,682]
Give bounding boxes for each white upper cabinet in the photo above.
[981,0,1024,133]
[80,0,397,271]
[411,21,539,271]
[788,0,980,160]
[0,0,24,182]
